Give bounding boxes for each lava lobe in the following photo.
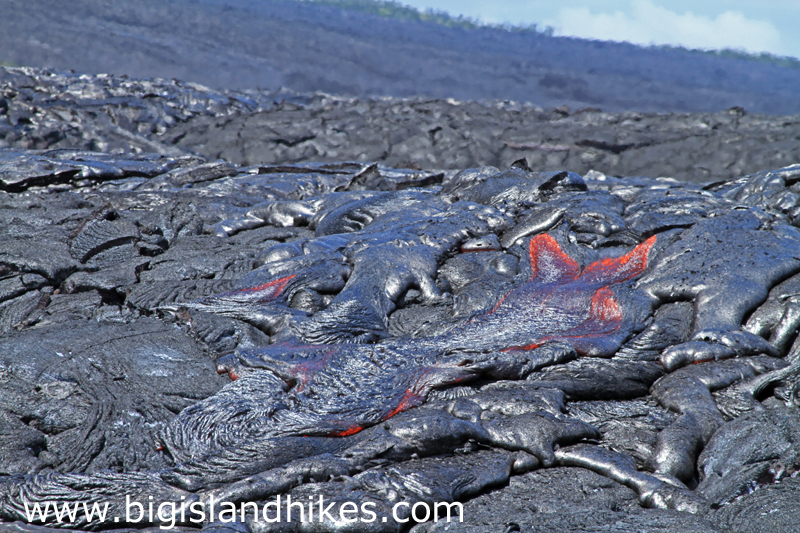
[199,233,656,442]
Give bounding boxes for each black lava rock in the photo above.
[0,71,799,533]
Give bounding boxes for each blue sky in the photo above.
[398,1,800,59]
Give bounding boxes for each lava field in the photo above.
[2,67,800,183]
[1,68,800,533]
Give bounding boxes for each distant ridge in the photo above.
[296,0,800,71]
[290,0,549,33]
[3,0,800,114]
[213,0,800,71]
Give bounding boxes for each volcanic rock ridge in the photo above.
[5,0,800,115]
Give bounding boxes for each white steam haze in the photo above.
[398,0,800,59]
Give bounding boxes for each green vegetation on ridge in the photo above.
[296,0,551,34]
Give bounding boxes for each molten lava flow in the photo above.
[201,274,295,304]
[442,234,656,357]
[211,234,657,439]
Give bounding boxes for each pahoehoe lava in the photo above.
[2,71,800,533]
[166,234,655,450]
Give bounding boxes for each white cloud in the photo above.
[552,0,784,55]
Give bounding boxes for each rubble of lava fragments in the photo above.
[0,144,800,533]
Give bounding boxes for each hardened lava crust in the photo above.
[3,67,800,183]
[1,70,800,533]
